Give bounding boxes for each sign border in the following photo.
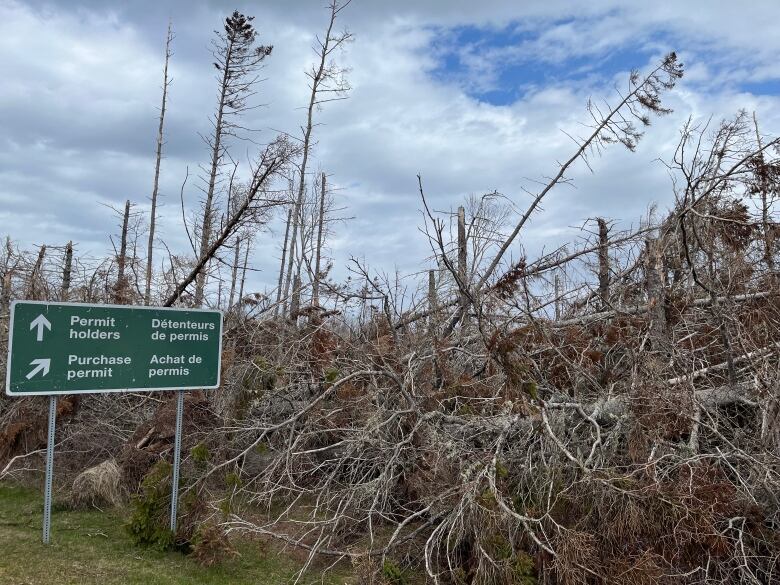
[5,300,223,396]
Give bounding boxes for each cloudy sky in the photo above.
[1,0,779,299]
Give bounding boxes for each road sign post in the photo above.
[5,301,222,543]
[43,395,57,545]
[170,389,184,533]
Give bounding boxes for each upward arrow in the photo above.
[30,314,52,342]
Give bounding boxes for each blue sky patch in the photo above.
[739,78,780,96]
[428,22,668,106]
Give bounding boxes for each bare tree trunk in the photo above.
[282,197,300,317]
[292,202,306,313]
[290,273,301,321]
[61,241,72,301]
[645,238,667,351]
[753,112,775,272]
[228,237,240,312]
[457,206,468,324]
[428,270,443,389]
[237,239,249,316]
[145,22,173,306]
[428,269,438,334]
[554,271,561,320]
[1,237,12,316]
[671,227,685,287]
[27,245,46,300]
[114,200,131,304]
[1,272,11,316]
[597,218,610,310]
[312,172,327,308]
[294,189,309,316]
[194,127,225,306]
[275,206,293,314]
[281,161,307,318]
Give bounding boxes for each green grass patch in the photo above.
[0,483,351,584]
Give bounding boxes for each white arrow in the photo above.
[30,314,52,342]
[26,358,51,380]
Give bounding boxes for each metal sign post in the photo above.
[42,395,57,545]
[170,389,184,533]
[5,301,222,543]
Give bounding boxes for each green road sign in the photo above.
[5,301,222,396]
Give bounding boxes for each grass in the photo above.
[0,483,353,585]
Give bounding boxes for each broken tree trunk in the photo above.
[275,206,293,315]
[114,200,131,304]
[27,245,46,300]
[457,206,468,325]
[61,241,72,301]
[228,237,240,312]
[237,240,249,316]
[1,272,11,318]
[597,218,610,310]
[645,237,668,352]
[428,269,438,334]
[312,172,326,308]
[290,273,302,321]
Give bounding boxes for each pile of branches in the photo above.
[219,258,780,582]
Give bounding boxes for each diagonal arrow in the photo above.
[26,358,51,380]
[30,314,52,342]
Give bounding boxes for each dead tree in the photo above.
[281,0,351,316]
[312,172,327,308]
[112,200,132,304]
[237,239,250,315]
[457,205,468,323]
[290,273,302,319]
[26,245,46,299]
[275,205,293,314]
[193,11,273,307]
[227,237,241,312]
[61,241,73,301]
[145,22,174,306]
[1,237,16,317]
[428,268,438,332]
[1,272,10,317]
[597,217,610,309]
